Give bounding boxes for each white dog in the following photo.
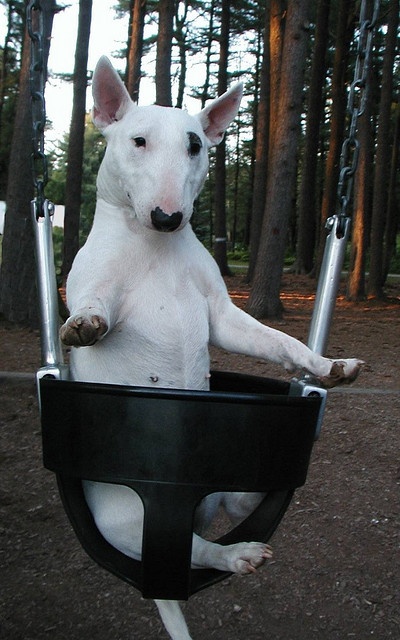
[60,56,362,639]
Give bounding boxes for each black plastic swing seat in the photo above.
[39,370,322,601]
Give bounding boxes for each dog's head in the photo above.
[92,56,242,233]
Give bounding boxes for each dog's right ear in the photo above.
[92,56,132,131]
[197,83,243,146]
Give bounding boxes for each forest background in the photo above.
[0,0,399,328]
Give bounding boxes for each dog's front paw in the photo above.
[319,358,364,388]
[60,314,108,347]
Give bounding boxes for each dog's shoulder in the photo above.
[182,229,230,300]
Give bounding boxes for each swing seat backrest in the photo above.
[39,371,322,600]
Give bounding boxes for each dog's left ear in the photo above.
[92,56,132,131]
[197,83,243,146]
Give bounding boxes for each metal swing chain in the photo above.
[27,0,67,379]
[27,0,52,220]
[306,0,379,358]
[335,0,380,235]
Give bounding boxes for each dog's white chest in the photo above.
[69,235,212,390]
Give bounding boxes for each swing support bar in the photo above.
[307,215,351,356]
[31,199,68,383]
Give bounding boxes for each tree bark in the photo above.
[346,32,374,302]
[247,2,270,282]
[368,0,399,298]
[0,1,57,327]
[295,0,330,275]
[125,0,146,103]
[315,0,355,274]
[383,99,400,281]
[213,0,231,276]
[246,0,311,319]
[155,0,174,107]
[200,0,215,109]
[0,2,14,200]
[61,0,92,284]
[269,0,285,156]
[175,0,188,109]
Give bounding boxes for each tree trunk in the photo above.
[125,0,146,102]
[200,0,215,109]
[269,0,285,156]
[246,0,310,320]
[0,1,56,327]
[247,2,270,282]
[383,99,400,281]
[315,0,355,273]
[155,0,174,107]
[213,0,231,276]
[295,0,330,275]
[0,2,15,199]
[346,120,373,300]
[61,0,92,284]
[175,0,189,109]
[346,38,374,301]
[368,0,399,298]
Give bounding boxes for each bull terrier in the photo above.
[60,56,362,639]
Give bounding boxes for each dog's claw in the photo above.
[319,358,365,388]
[60,314,108,347]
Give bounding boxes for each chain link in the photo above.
[335,0,379,234]
[27,0,49,219]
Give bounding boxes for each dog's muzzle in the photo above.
[151,207,183,232]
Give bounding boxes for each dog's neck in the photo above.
[93,197,194,246]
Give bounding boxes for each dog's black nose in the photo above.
[151,208,183,232]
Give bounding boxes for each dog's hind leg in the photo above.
[154,600,193,640]
[221,491,266,526]
[82,481,144,559]
[191,533,272,574]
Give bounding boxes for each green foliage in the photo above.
[46,116,106,246]
[52,226,63,274]
[2,0,398,296]
[227,246,249,262]
[388,235,400,274]
[79,119,106,243]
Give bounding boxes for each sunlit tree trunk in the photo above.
[368,0,399,297]
[125,0,146,102]
[247,2,270,282]
[61,0,92,284]
[269,0,285,156]
[248,0,285,282]
[346,68,374,301]
[247,0,310,319]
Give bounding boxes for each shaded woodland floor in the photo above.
[1,274,399,639]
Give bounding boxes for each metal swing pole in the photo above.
[28,1,68,383]
[306,0,380,357]
[293,0,379,438]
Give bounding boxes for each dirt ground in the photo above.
[0,274,399,640]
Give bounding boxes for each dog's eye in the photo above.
[188,132,202,157]
[133,137,146,148]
